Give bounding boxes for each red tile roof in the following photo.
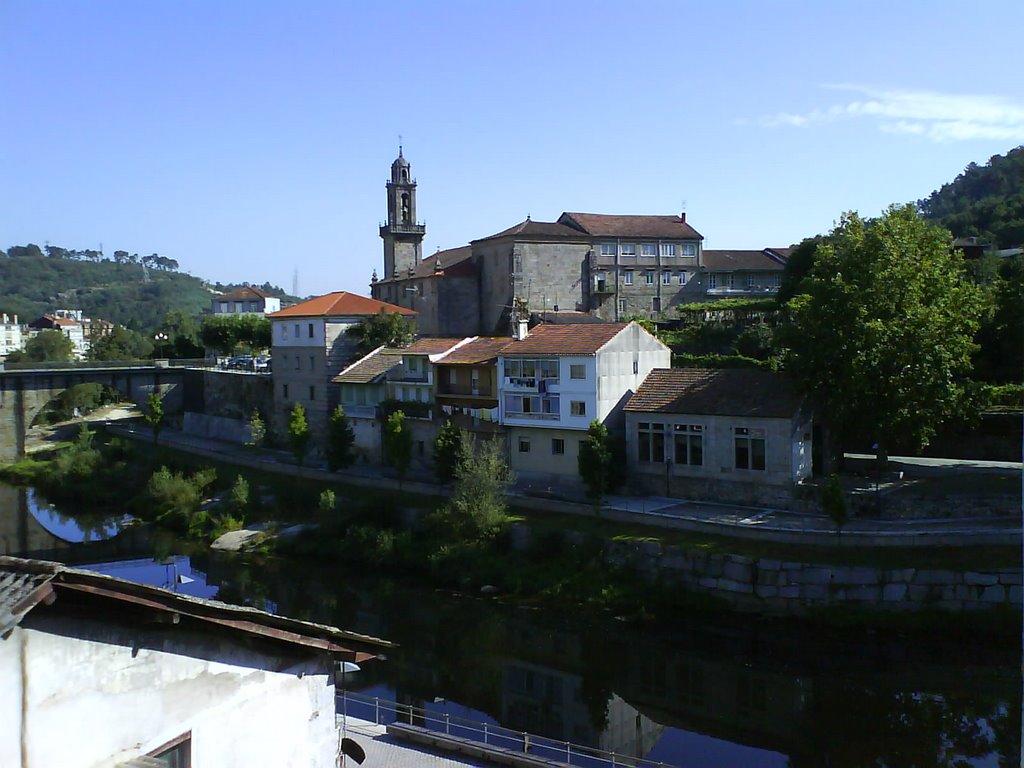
[332,348,404,384]
[218,286,275,301]
[436,337,513,364]
[269,291,415,318]
[701,250,786,271]
[625,368,803,418]
[559,212,704,240]
[403,337,466,355]
[473,219,588,243]
[500,322,628,356]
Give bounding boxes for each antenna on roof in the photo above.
[292,267,299,297]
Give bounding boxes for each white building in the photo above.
[212,285,282,315]
[0,556,389,768]
[27,314,88,359]
[497,321,670,490]
[0,314,23,357]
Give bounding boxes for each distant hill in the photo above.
[918,145,1024,248]
[0,244,297,333]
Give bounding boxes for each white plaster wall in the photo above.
[595,324,671,427]
[1,623,337,768]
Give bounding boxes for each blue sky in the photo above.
[3,1,1022,298]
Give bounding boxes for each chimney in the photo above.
[513,318,529,341]
[680,212,686,223]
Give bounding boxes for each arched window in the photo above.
[401,168,408,182]
[401,193,410,223]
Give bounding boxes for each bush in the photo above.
[229,475,250,514]
[143,466,216,535]
[435,437,512,540]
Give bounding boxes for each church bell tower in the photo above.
[380,147,425,279]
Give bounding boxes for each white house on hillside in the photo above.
[212,286,282,315]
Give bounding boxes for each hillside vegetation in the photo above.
[918,145,1024,247]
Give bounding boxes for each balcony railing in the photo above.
[437,384,493,398]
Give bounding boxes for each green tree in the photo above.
[143,392,165,445]
[347,310,415,356]
[88,325,154,361]
[288,403,311,466]
[821,475,848,537]
[246,409,266,448]
[229,474,250,515]
[785,206,984,461]
[18,329,75,362]
[160,309,205,358]
[383,410,413,483]
[200,314,271,356]
[318,489,336,515]
[442,436,512,539]
[326,405,356,470]
[578,420,614,511]
[432,420,466,483]
[143,466,217,535]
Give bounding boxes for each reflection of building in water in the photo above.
[0,484,68,556]
[623,643,812,756]
[501,660,663,761]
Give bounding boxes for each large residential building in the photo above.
[27,313,88,359]
[0,314,22,358]
[268,291,415,444]
[370,150,790,337]
[212,285,282,315]
[498,321,670,491]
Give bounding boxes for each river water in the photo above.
[2,481,1020,767]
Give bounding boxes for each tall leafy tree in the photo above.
[347,310,415,356]
[785,205,984,460]
[432,420,466,483]
[383,410,413,484]
[578,420,614,511]
[288,403,311,466]
[143,392,165,445]
[326,405,356,470]
[13,330,75,362]
[442,436,512,540]
[88,326,154,361]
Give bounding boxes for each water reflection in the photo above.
[26,488,131,542]
[82,552,1016,768]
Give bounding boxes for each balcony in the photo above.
[379,222,426,236]
[437,383,493,398]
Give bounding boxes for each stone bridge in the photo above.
[0,363,186,461]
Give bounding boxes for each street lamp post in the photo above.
[154,331,169,359]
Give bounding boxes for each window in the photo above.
[552,438,565,455]
[637,422,666,463]
[746,273,757,288]
[682,243,697,257]
[652,297,661,312]
[282,354,289,367]
[661,243,676,257]
[678,270,688,284]
[148,732,192,768]
[570,364,586,380]
[570,401,586,416]
[600,242,617,256]
[641,243,657,257]
[617,298,627,314]
[308,322,314,338]
[708,273,718,289]
[623,270,634,285]
[449,368,457,385]
[294,323,300,338]
[734,427,766,470]
[662,270,672,285]
[673,424,704,466]
[282,383,289,398]
[309,355,315,371]
[633,360,639,374]
[309,385,315,401]
[519,437,530,453]
[294,356,300,370]
[281,325,288,339]
[645,271,655,285]
[620,243,636,256]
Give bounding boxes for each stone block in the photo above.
[954,585,977,601]
[980,585,1006,603]
[698,577,719,589]
[913,570,956,586]
[963,572,998,587]
[846,586,880,601]
[841,567,881,586]
[704,558,724,578]
[778,586,801,599]
[642,541,662,557]
[882,583,908,602]
[793,568,832,585]
[782,562,804,570]
[998,571,1023,586]
[717,578,754,594]
[759,559,782,571]
[887,568,916,584]
[661,554,688,571]
[802,585,830,600]
[723,562,753,583]
[755,585,778,598]
[908,585,934,601]
[726,554,754,566]
[1009,586,1022,604]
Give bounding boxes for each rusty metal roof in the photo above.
[0,557,392,661]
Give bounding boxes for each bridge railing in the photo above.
[0,358,212,372]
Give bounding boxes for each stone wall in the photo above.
[509,525,1021,613]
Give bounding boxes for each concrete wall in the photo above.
[595,324,672,428]
[1,616,337,768]
[507,426,586,488]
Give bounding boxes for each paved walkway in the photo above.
[104,421,1022,544]
[341,718,494,767]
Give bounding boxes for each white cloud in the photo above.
[755,85,1024,142]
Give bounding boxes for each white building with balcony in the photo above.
[497,322,670,490]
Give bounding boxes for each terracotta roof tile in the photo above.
[218,286,274,301]
[501,323,628,356]
[403,337,466,355]
[625,368,803,418]
[559,212,704,240]
[473,219,588,243]
[269,291,415,318]
[436,337,513,364]
[701,250,785,271]
[332,348,404,384]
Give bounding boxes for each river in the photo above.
[1,480,1020,767]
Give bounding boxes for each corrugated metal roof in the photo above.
[0,565,56,637]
